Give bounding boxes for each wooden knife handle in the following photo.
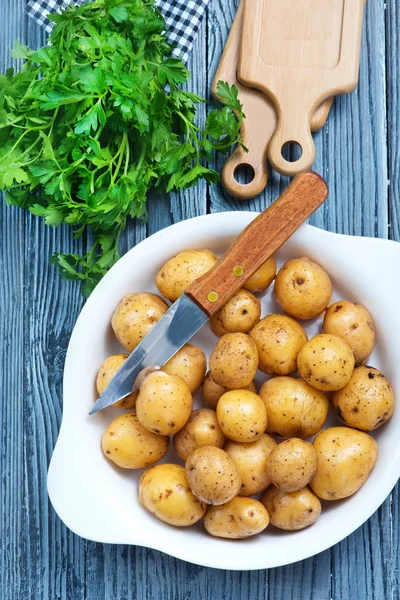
[186,170,328,315]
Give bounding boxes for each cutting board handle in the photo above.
[221,143,268,200]
[268,101,317,176]
[186,170,329,314]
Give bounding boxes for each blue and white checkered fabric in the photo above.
[26,0,210,63]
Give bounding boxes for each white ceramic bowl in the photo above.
[48,212,400,570]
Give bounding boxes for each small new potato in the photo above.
[96,354,138,409]
[204,497,269,539]
[261,486,321,530]
[217,390,268,442]
[266,439,317,492]
[332,366,395,431]
[185,446,241,505]
[111,292,168,352]
[209,333,259,389]
[139,464,206,526]
[259,376,329,438]
[202,371,257,409]
[250,314,308,375]
[162,344,206,393]
[136,371,193,435]
[210,289,261,336]
[323,301,375,364]
[243,256,276,293]
[173,409,225,461]
[102,413,168,469]
[225,434,276,496]
[297,334,355,391]
[156,249,218,302]
[274,257,332,320]
[310,427,378,500]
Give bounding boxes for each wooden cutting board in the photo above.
[212,0,333,199]
[237,0,365,177]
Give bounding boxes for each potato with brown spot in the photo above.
[204,497,269,538]
[162,344,206,393]
[225,434,276,496]
[136,371,192,435]
[310,427,378,500]
[210,289,261,336]
[156,249,218,302]
[173,409,225,461]
[111,292,168,352]
[332,366,395,430]
[266,439,317,492]
[102,413,168,469]
[185,446,241,505]
[259,376,329,438]
[250,314,308,375]
[216,389,268,442]
[209,333,259,389]
[201,371,257,409]
[297,333,355,391]
[261,486,321,530]
[274,257,332,320]
[243,256,276,293]
[139,464,206,526]
[96,354,138,409]
[323,301,375,364]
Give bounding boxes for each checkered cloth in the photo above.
[26,0,210,63]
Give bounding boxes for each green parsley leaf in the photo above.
[0,0,245,296]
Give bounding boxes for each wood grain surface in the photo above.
[0,0,398,598]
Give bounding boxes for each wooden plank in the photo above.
[0,3,28,599]
[16,15,87,600]
[81,14,211,600]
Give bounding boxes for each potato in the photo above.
[217,389,268,442]
[310,427,378,500]
[102,413,168,469]
[139,464,206,526]
[323,301,375,365]
[250,314,308,375]
[266,439,317,492]
[111,292,168,352]
[96,354,138,409]
[243,256,276,293]
[202,371,257,409]
[156,249,218,302]
[185,446,241,505]
[297,334,355,392]
[261,486,321,530]
[210,289,261,336]
[162,344,206,393]
[332,366,395,431]
[274,257,332,320]
[209,333,259,389]
[204,497,269,539]
[136,371,192,435]
[259,376,329,438]
[173,409,225,461]
[224,434,276,496]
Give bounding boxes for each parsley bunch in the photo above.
[0,0,244,296]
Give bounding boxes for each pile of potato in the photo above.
[97,249,395,539]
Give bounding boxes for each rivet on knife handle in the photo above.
[186,170,329,316]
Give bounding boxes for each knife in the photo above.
[90,170,328,414]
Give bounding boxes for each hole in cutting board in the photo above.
[281,141,303,163]
[234,164,255,185]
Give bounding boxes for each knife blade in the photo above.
[90,294,208,414]
[91,170,329,414]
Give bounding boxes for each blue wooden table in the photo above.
[1,0,399,598]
